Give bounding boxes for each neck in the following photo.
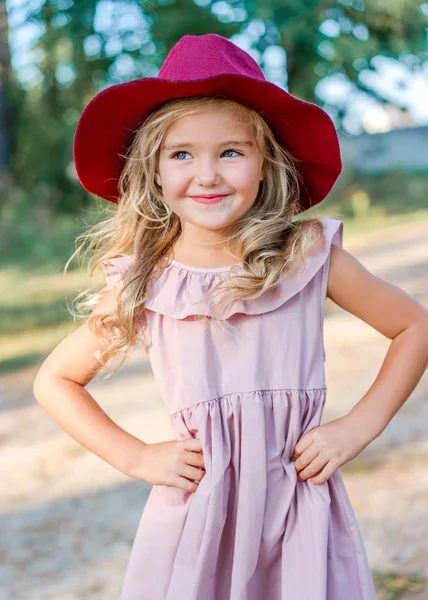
[170,223,240,267]
[168,243,241,269]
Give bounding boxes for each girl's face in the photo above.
[156,107,264,241]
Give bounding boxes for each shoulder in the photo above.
[327,243,367,301]
[307,216,343,252]
[101,255,135,291]
[327,243,428,339]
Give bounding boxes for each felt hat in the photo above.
[73,33,342,210]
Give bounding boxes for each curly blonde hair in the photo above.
[66,96,326,376]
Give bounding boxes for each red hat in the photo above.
[73,33,342,211]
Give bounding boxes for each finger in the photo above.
[182,437,203,451]
[192,452,206,470]
[294,444,319,472]
[309,463,336,485]
[184,447,206,469]
[181,464,205,482]
[293,431,317,457]
[298,454,327,481]
[291,438,313,460]
[176,476,199,493]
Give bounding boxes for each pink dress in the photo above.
[101,217,377,600]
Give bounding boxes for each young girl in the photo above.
[33,34,428,600]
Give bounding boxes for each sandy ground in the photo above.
[1,219,427,599]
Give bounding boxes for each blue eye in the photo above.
[223,149,241,158]
[170,149,242,160]
[171,151,190,160]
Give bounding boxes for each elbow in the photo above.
[422,315,428,363]
[409,313,428,365]
[404,305,428,337]
[32,371,46,404]
[415,312,428,339]
[33,368,58,405]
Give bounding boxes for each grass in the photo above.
[308,206,428,238]
[0,322,78,375]
[373,570,425,600]
[0,263,103,374]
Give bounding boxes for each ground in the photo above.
[1,218,427,599]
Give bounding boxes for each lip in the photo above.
[190,194,229,204]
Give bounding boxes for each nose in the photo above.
[194,158,221,186]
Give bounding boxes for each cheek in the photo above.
[230,164,261,190]
[158,161,185,185]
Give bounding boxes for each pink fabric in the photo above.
[101,217,376,600]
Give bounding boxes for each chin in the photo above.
[188,216,238,230]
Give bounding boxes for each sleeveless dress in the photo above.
[101,217,377,600]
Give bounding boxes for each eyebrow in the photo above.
[162,140,254,152]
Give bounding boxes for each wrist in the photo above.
[121,439,149,480]
[343,409,384,448]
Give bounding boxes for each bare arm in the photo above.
[32,288,147,478]
[327,244,428,444]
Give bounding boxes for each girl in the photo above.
[33,34,428,600]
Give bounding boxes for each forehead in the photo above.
[162,107,254,148]
[162,139,255,152]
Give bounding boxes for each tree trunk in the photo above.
[0,0,12,172]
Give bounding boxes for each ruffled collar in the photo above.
[142,217,343,319]
[164,256,244,273]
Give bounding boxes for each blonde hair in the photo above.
[67,96,325,376]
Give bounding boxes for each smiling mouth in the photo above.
[190,194,230,204]
[191,194,229,198]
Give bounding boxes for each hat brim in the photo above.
[73,73,342,209]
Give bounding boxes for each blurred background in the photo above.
[1,1,427,598]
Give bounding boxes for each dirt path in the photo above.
[1,219,427,599]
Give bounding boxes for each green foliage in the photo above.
[0,181,100,269]
[6,0,241,218]
[249,0,428,111]
[3,0,428,226]
[372,569,425,600]
[323,167,428,218]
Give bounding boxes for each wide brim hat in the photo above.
[73,33,342,211]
